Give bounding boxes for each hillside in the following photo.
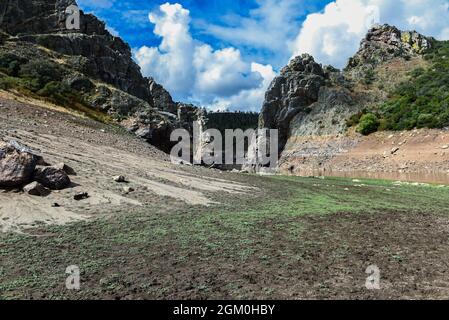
[0,0,202,152]
[259,24,449,177]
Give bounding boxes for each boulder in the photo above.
[23,181,50,197]
[34,167,71,190]
[0,141,38,187]
[53,162,77,176]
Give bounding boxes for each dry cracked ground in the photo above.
[1,93,449,300]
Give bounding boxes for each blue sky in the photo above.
[77,0,449,111]
[77,0,330,68]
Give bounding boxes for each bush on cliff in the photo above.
[379,40,449,130]
[19,59,64,91]
[357,113,380,135]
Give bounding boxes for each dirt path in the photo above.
[0,95,254,233]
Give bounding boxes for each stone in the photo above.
[0,141,38,187]
[53,162,77,176]
[123,186,134,193]
[148,77,177,113]
[346,24,432,75]
[74,192,89,201]
[0,0,203,153]
[34,167,71,190]
[391,147,400,155]
[23,181,50,197]
[260,54,326,152]
[113,175,127,183]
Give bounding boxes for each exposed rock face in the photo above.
[0,141,38,187]
[0,0,151,101]
[346,24,432,78]
[260,54,326,151]
[0,0,202,152]
[259,24,433,158]
[148,77,178,114]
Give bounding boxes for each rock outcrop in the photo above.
[0,0,151,101]
[260,54,326,151]
[259,24,433,156]
[0,0,201,152]
[346,24,433,79]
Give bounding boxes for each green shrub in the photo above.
[0,53,27,77]
[363,69,376,85]
[379,40,449,130]
[37,81,73,105]
[19,59,64,91]
[357,113,380,135]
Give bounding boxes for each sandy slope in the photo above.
[0,93,254,233]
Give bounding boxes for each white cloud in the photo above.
[291,0,449,69]
[208,63,276,112]
[203,0,310,67]
[135,2,274,111]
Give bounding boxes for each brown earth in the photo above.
[0,92,254,233]
[2,92,449,300]
[281,129,449,184]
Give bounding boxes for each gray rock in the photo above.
[34,167,71,190]
[52,162,77,176]
[148,77,177,113]
[74,192,89,201]
[123,186,134,193]
[346,24,432,78]
[113,175,127,183]
[23,181,50,197]
[259,54,326,152]
[0,141,38,187]
[0,0,203,153]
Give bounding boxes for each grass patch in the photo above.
[1,175,449,299]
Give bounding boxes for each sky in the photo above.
[77,0,449,111]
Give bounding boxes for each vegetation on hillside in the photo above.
[356,113,380,135]
[348,40,449,134]
[379,40,449,130]
[0,51,110,123]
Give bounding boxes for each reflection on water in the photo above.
[304,170,449,185]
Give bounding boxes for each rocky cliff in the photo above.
[260,24,435,156]
[0,0,200,151]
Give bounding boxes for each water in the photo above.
[302,170,449,185]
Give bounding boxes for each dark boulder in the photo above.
[34,167,71,190]
[0,141,38,188]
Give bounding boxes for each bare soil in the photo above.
[1,93,449,300]
[0,93,253,233]
[281,129,449,183]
